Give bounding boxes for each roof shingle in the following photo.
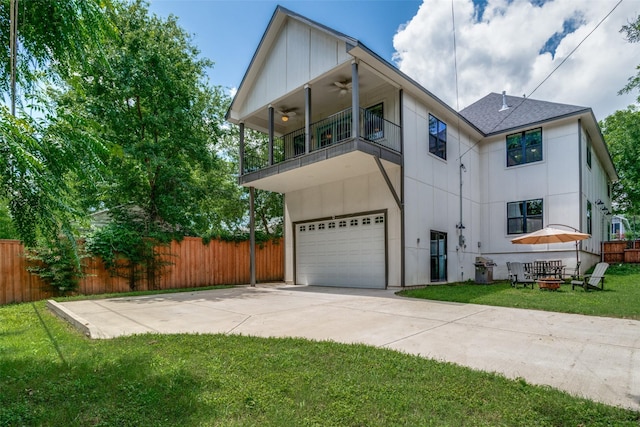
[459,92,590,135]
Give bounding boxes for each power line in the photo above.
[527,0,624,99]
[459,0,625,157]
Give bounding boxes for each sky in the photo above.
[149,0,640,120]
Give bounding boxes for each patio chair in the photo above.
[571,262,609,291]
[548,260,564,278]
[566,261,581,281]
[509,262,535,289]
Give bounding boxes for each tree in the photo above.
[217,124,283,239]
[57,0,227,287]
[600,106,640,215]
[619,14,640,100]
[0,0,114,246]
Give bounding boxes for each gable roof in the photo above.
[226,6,481,136]
[459,92,591,136]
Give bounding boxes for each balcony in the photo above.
[242,107,401,175]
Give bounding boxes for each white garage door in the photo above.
[296,213,386,288]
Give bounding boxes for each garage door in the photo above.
[296,213,386,288]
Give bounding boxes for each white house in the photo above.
[226,6,617,288]
[611,214,631,240]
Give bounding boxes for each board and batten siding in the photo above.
[241,19,352,118]
[401,93,481,285]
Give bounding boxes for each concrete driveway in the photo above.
[48,284,640,411]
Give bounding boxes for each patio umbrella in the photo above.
[511,225,590,264]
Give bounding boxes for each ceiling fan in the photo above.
[276,108,297,122]
[333,80,352,96]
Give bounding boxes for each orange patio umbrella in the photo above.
[511,225,590,264]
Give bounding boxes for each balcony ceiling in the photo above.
[244,62,396,135]
[241,150,399,193]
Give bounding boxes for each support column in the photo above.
[351,60,360,139]
[304,84,311,154]
[268,105,274,165]
[249,186,256,287]
[239,122,245,176]
[399,89,405,288]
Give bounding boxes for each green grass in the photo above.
[398,263,640,320]
[1,301,638,426]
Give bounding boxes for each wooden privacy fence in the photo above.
[0,237,283,305]
[601,240,640,264]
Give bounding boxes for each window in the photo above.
[429,114,447,160]
[318,223,325,230]
[506,128,542,166]
[350,219,358,226]
[328,222,336,229]
[375,216,384,224]
[364,103,384,141]
[309,224,315,231]
[339,220,347,228]
[507,199,543,234]
[587,200,592,235]
[586,134,592,168]
[362,217,371,225]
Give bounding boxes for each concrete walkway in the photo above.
[48,284,640,411]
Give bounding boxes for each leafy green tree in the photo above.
[0,198,18,239]
[1,0,114,95]
[620,14,640,100]
[217,124,284,239]
[0,0,114,246]
[59,0,223,230]
[56,0,228,287]
[601,106,640,215]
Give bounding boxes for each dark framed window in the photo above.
[507,199,543,234]
[364,103,384,141]
[587,200,592,235]
[506,128,542,166]
[586,137,592,168]
[429,114,447,160]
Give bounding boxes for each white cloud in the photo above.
[393,0,639,119]
[228,86,238,98]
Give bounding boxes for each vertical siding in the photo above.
[0,238,284,305]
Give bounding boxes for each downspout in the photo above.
[399,89,405,288]
[576,119,584,268]
[578,119,583,247]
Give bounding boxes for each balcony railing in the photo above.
[242,107,401,174]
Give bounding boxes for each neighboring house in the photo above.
[226,6,617,288]
[611,214,631,240]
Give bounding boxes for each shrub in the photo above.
[26,237,84,294]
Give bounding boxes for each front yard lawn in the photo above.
[398,263,640,320]
[1,300,638,426]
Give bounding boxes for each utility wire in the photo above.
[459,0,624,159]
[527,0,624,99]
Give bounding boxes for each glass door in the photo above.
[430,231,447,282]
